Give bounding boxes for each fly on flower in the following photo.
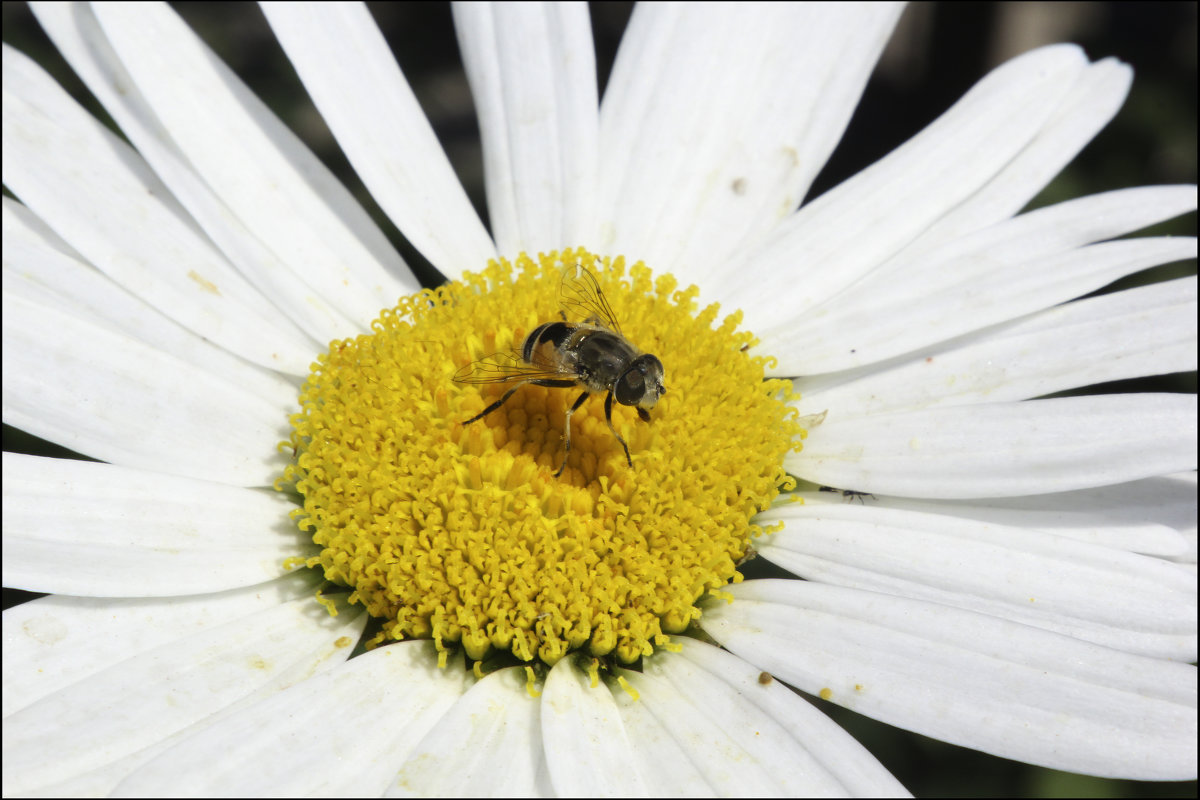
[454,261,666,476]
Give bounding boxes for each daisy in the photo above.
[3,2,1196,797]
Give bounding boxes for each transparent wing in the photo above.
[560,261,621,334]
[453,350,571,385]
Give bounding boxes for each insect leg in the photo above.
[463,381,531,424]
[462,377,576,425]
[603,391,633,467]
[555,390,591,476]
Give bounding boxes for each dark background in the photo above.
[3,3,1196,797]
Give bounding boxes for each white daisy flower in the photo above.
[3,2,1196,797]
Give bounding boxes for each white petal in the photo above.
[1,42,316,374]
[722,45,1093,326]
[115,641,467,797]
[2,570,323,718]
[2,294,292,487]
[1,588,366,796]
[2,453,308,597]
[804,473,1195,557]
[453,1,598,258]
[85,2,414,326]
[1176,528,1199,565]
[599,3,902,282]
[639,639,910,797]
[263,2,495,278]
[771,191,1197,374]
[902,184,1197,271]
[790,393,1198,498]
[757,499,1196,659]
[608,673,718,797]
[624,657,836,795]
[916,56,1133,244]
[390,666,551,796]
[1161,473,1200,565]
[701,580,1198,780]
[2,198,301,404]
[26,1,376,346]
[541,656,650,796]
[798,277,1198,419]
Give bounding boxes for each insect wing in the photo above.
[453,350,568,385]
[560,262,622,334]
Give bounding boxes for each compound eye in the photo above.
[614,370,645,406]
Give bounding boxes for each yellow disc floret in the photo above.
[282,248,803,666]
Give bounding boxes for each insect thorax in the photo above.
[565,329,640,392]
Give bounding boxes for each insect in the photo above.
[818,486,876,503]
[454,262,666,476]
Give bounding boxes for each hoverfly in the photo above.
[454,262,666,476]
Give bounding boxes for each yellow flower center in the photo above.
[283,248,803,666]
